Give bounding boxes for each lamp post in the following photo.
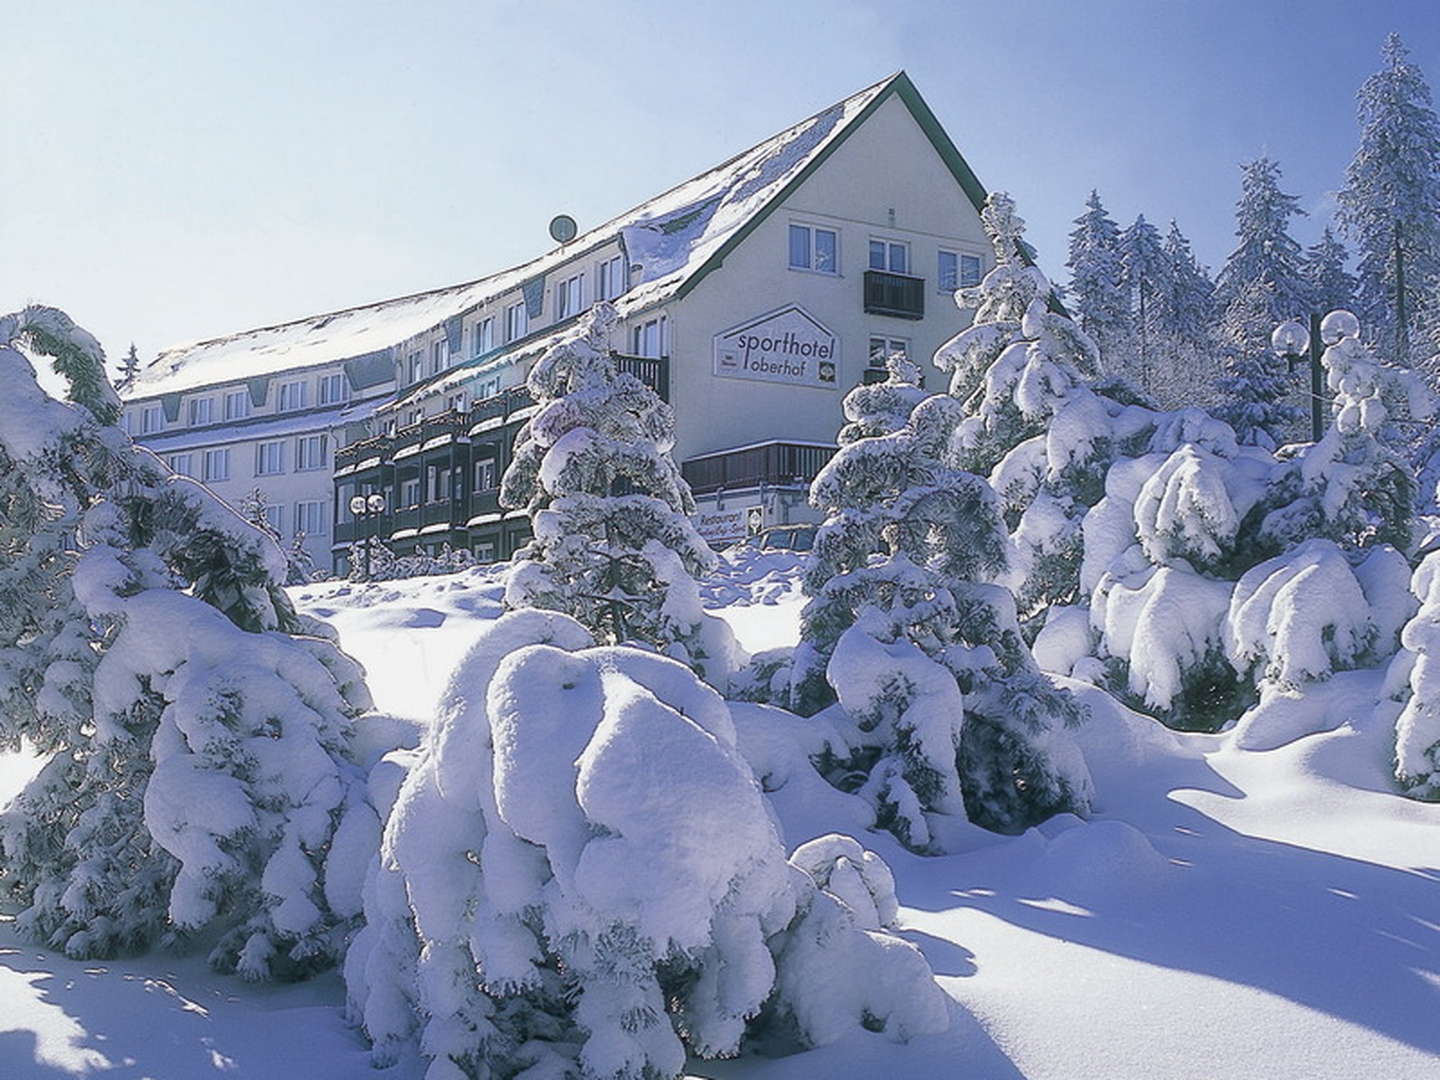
[349,491,387,581]
[1270,309,1363,443]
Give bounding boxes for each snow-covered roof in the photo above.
[137,398,382,452]
[125,72,919,402]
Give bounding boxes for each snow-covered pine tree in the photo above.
[114,342,141,391]
[794,336,1091,838]
[345,610,948,1078]
[238,486,279,541]
[1215,281,1305,450]
[500,301,734,679]
[1214,157,1311,322]
[1337,33,1440,367]
[1304,227,1359,315]
[0,307,377,977]
[1150,221,1219,408]
[1385,550,1440,799]
[1067,190,1133,380]
[286,531,318,584]
[1119,214,1171,393]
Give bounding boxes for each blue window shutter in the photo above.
[521,275,546,319]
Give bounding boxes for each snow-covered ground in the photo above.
[2,552,1437,1079]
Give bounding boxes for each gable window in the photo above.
[869,239,909,275]
[294,501,326,537]
[473,317,494,357]
[255,441,285,476]
[432,340,448,375]
[632,315,667,359]
[447,392,468,414]
[939,250,983,291]
[223,389,250,420]
[187,397,214,426]
[504,301,528,343]
[789,224,839,274]
[869,337,908,370]
[202,448,230,483]
[277,380,308,412]
[141,405,164,434]
[555,273,585,320]
[167,453,194,477]
[318,372,348,406]
[407,351,423,385]
[295,434,329,471]
[597,255,627,300]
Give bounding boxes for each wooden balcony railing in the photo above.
[681,440,836,496]
[863,270,926,319]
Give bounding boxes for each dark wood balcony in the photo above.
[612,353,669,401]
[682,440,836,496]
[864,270,926,320]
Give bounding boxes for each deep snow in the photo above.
[2,551,1437,1079]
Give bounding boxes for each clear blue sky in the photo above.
[4,0,1438,368]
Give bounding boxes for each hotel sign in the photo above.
[713,305,839,389]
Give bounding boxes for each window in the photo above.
[142,405,164,434]
[473,540,496,564]
[295,434,329,471]
[188,397,214,426]
[263,503,284,536]
[406,407,423,428]
[277,380,308,412]
[318,372,348,406]
[167,453,194,477]
[427,465,454,503]
[473,317,494,357]
[447,392,468,413]
[223,389,250,420]
[869,239,909,274]
[202,448,230,483]
[938,250,983,291]
[400,477,421,508]
[294,501,326,537]
[476,376,501,400]
[555,273,585,320]
[597,255,627,300]
[788,224,839,274]
[632,315,667,358]
[431,340,448,375]
[255,441,284,475]
[474,457,497,491]
[869,337,908,369]
[505,300,528,343]
[407,351,423,385]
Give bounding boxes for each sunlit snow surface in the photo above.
[2,551,1438,1079]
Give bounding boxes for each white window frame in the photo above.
[788,222,840,275]
[597,254,627,301]
[474,457,498,492]
[293,500,326,538]
[868,336,909,369]
[939,249,983,291]
[263,503,284,536]
[868,237,911,275]
[555,273,585,320]
[223,389,250,420]
[277,380,308,412]
[167,453,194,477]
[447,391,468,414]
[187,397,214,426]
[505,300,528,343]
[255,441,285,476]
[431,339,448,376]
[631,315,668,359]
[202,448,230,483]
[473,317,494,357]
[142,405,164,434]
[317,372,348,406]
[400,477,421,508]
[294,434,329,472]
[407,351,422,385]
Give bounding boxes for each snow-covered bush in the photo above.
[1385,551,1440,798]
[0,308,374,976]
[345,610,947,1079]
[500,303,737,681]
[794,348,1090,839]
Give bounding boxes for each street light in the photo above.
[1270,314,1325,442]
[349,492,387,580]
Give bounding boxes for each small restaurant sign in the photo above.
[713,305,839,389]
[693,504,763,545]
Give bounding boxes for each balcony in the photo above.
[861,366,925,388]
[682,440,836,496]
[471,386,536,427]
[863,270,926,320]
[395,409,469,455]
[612,353,670,401]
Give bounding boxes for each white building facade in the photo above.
[123,72,1003,572]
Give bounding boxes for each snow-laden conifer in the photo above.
[1337,33,1440,366]
[1149,221,1219,409]
[1384,550,1440,799]
[500,302,734,680]
[344,610,948,1079]
[1214,158,1311,321]
[0,307,376,977]
[1304,227,1359,316]
[1215,281,1305,450]
[1118,214,1171,392]
[1066,190,1132,378]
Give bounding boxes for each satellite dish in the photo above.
[549,214,578,244]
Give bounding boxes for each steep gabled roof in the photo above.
[126,72,992,401]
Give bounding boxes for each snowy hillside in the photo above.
[2,553,1436,1079]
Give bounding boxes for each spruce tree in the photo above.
[115,342,141,391]
[1214,281,1304,450]
[1337,33,1440,366]
[1152,221,1219,407]
[1066,190,1132,379]
[1119,214,1171,392]
[500,302,729,678]
[1304,228,1359,315]
[1215,157,1311,322]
